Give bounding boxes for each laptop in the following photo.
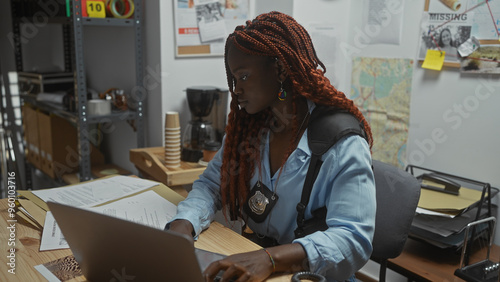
[47,201,227,282]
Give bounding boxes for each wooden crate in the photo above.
[129,147,206,187]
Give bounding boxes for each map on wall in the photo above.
[350,57,414,168]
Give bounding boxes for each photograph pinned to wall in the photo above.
[174,0,249,57]
[418,20,472,63]
[195,0,226,43]
[460,45,500,74]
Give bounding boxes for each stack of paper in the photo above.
[16,175,184,251]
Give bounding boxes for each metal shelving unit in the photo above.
[10,0,145,182]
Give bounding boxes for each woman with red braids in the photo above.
[167,11,376,281]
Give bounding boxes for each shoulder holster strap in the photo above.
[295,106,368,234]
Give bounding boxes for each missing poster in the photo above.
[418,14,472,63]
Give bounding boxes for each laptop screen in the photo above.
[47,201,226,282]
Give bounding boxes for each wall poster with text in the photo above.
[174,0,250,57]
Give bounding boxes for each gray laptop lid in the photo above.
[47,201,225,282]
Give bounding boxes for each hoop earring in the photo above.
[278,82,287,101]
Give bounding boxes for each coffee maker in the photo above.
[181,86,228,162]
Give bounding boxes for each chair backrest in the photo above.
[370,160,421,281]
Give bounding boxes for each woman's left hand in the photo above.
[203,249,274,282]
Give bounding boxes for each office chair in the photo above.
[370,160,421,282]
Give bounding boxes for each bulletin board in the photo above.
[174,0,250,57]
[418,0,500,70]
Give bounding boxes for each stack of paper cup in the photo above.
[164,111,181,168]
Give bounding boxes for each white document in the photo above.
[40,211,68,251]
[361,0,404,45]
[88,190,177,229]
[32,175,158,208]
[416,207,456,218]
[417,9,474,63]
[175,6,202,46]
[40,190,178,251]
[307,23,342,87]
[198,19,227,42]
[34,264,62,282]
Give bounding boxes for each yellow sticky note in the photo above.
[422,49,445,71]
[87,1,106,18]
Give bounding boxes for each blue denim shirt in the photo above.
[170,104,376,281]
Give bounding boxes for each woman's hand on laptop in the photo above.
[167,219,195,244]
[203,243,307,281]
[202,249,274,281]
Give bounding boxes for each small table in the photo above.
[387,238,500,281]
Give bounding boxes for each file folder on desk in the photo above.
[406,165,499,250]
[418,184,485,216]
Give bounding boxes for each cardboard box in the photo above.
[18,72,73,95]
[22,104,42,170]
[37,111,56,177]
[37,111,104,179]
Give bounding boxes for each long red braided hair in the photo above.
[221,11,373,220]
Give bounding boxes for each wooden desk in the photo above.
[387,238,500,281]
[0,197,289,281]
